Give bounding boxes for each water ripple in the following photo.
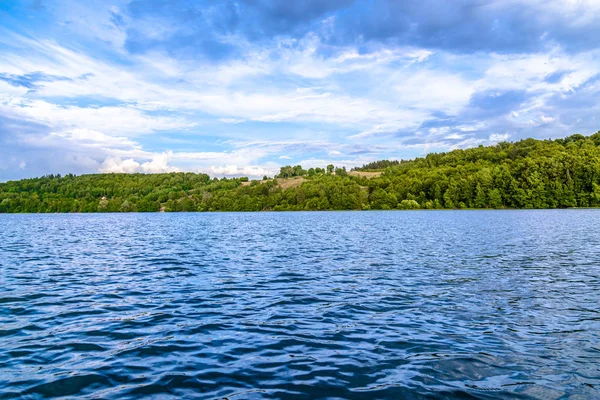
[1,210,599,399]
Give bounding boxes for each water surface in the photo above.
[1,210,599,399]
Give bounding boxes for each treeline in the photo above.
[275,164,347,178]
[2,132,600,212]
[353,159,401,171]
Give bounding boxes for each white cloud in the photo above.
[489,133,511,143]
[140,152,179,173]
[100,157,141,173]
[99,153,179,174]
[51,128,140,149]
[477,50,600,94]
[0,100,194,137]
[205,165,276,178]
[0,32,467,139]
[0,81,29,100]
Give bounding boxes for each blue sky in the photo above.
[1,0,599,180]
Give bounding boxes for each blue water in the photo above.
[1,211,599,399]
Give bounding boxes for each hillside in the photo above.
[2,132,600,212]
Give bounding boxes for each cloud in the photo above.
[239,0,353,36]
[112,0,600,61]
[140,152,179,173]
[50,128,141,150]
[100,157,142,173]
[205,164,274,178]
[329,0,600,54]
[0,72,74,90]
[121,0,353,61]
[100,152,179,173]
[489,133,511,143]
[1,1,600,182]
[468,90,528,118]
[1,100,193,137]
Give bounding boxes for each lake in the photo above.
[1,210,599,399]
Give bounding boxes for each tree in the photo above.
[138,198,158,212]
[488,189,503,209]
[120,200,135,212]
[474,184,487,208]
[278,166,294,178]
[293,165,306,176]
[335,166,348,177]
[399,199,420,209]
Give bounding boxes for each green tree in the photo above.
[488,189,503,208]
[335,166,348,177]
[399,199,420,209]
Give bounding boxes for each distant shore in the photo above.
[2,133,600,213]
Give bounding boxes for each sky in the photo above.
[1,0,600,181]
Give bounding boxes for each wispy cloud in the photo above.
[1,0,600,181]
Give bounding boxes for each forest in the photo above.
[2,132,600,213]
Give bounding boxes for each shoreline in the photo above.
[1,207,598,215]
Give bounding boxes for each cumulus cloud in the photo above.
[100,157,142,173]
[206,165,275,178]
[140,152,179,173]
[100,152,179,174]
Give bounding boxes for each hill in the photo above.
[2,132,600,212]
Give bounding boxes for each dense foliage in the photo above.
[353,159,401,171]
[3,133,600,212]
[275,164,347,177]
